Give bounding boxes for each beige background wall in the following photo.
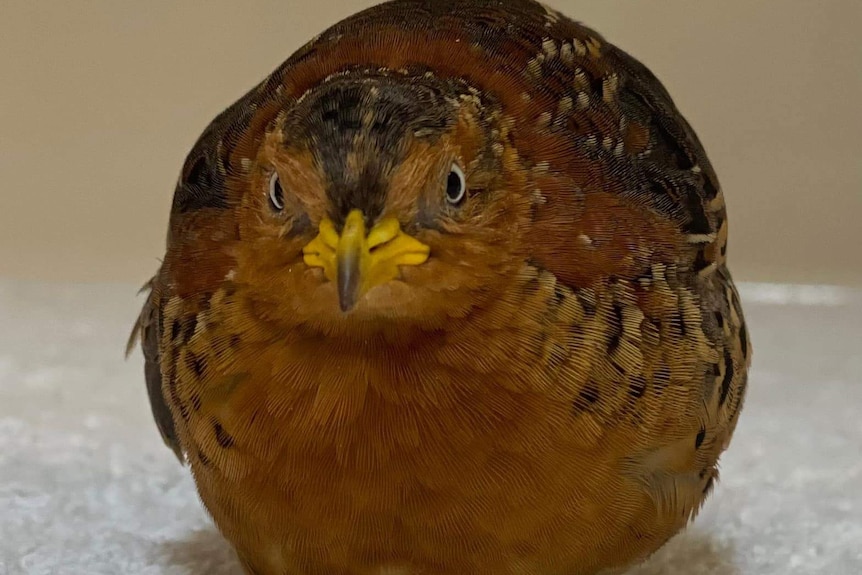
[1,1,860,286]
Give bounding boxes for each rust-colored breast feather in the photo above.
[132,1,751,574]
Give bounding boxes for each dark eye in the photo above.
[268,172,284,211]
[445,164,467,206]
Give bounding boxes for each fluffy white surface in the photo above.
[1,279,860,575]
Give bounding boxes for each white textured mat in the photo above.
[1,279,860,575]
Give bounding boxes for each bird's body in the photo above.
[132,1,750,574]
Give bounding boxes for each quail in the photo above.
[131,1,751,573]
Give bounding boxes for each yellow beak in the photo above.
[302,210,430,311]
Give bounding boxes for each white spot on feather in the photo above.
[572,38,587,57]
[542,38,558,60]
[560,42,574,64]
[573,69,590,91]
[603,73,620,103]
[687,234,717,244]
[531,188,548,205]
[526,56,544,80]
[576,92,590,110]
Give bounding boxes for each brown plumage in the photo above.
[130,1,751,573]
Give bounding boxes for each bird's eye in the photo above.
[268,172,284,211]
[445,164,467,206]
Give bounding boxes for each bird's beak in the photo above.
[302,209,430,311]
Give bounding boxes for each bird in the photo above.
[129,1,751,573]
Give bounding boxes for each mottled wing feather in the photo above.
[131,71,266,462]
[128,277,184,462]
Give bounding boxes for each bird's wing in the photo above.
[127,276,184,462]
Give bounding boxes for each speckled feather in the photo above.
[131,1,751,574]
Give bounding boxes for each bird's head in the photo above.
[216,70,530,337]
[165,5,702,343]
